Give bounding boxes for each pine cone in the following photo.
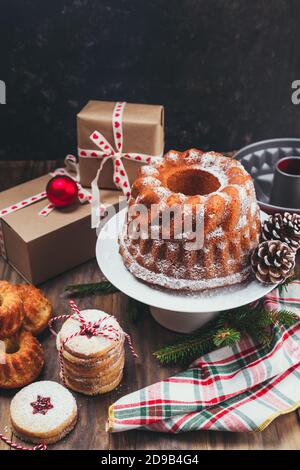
[261,212,300,252]
[251,240,295,284]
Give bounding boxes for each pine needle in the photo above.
[127,298,150,324]
[270,309,299,327]
[64,281,119,297]
[154,333,215,364]
[278,275,297,296]
[213,328,240,347]
[153,300,298,365]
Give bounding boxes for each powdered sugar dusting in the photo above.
[10,381,77,435]
[206,226,224,240]
[250,201,258,216]
[154,186,171,198]
[141,166,159,177]
[58,309,124,357]
[140,177,161,187]
[120,150,260,291]
[166,151,179,161]
[120,227,252,291]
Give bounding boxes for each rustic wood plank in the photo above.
[0,160,300,450]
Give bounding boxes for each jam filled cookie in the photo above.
[10,381,78,445]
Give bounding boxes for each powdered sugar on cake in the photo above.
[119,149,260,292]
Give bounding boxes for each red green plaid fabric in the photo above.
[108,282,300,433]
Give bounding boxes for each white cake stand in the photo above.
[96,209,276,333]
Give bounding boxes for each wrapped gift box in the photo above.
[77,100,164,189]
[0,173,120,284]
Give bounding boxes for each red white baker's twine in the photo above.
[0,433,46,451]
[48,300,137,386]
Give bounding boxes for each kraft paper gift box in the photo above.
[77,100,164,189]
[0,174,120,284]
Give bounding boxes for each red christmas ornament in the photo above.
[46,175,78,208]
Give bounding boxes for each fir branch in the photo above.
[213,328,240,348]
[154,332,215,364]
[153,300,299,365]
[278,275,297,297]
[127,298,150,324]
[64,281,119,297]
[270,309,299,327]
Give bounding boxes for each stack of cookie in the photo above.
[56,309,125,395]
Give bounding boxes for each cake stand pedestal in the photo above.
[96,209,276,334]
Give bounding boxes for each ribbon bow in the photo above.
[49,300,137,385]
[80,102,158,228]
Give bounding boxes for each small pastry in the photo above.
[0,330,44,389]
[10,381,78,445]
[0,281,24,339]
[16,284,52,336]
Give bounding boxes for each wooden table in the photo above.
[0,160,300,451]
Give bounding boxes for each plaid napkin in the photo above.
[108,281,300,433]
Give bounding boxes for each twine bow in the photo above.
[49,300,137,385]
[78,102,159,228]
[0,433,46,451]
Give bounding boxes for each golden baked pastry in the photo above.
[0,281,24,339]
[10,381,78,445]
[56,309,126,395]
[119,149,261,291]
[63,371,123,396]
[16,284,52,336]
[0,330,44,389]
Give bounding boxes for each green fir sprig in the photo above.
[64,281,119,297]
[154,301,298,365]
[127,298,150,324]
[278,275,297,297]
[64,281,147,323]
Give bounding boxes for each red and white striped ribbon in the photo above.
[0,433,46,451]
[48,300,137,386]
[77,102,162,228]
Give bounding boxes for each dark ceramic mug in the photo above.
[270,156,300,209]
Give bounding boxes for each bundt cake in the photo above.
[0,281,24,339]
[16,284,52,336]
[119,149,261,291]
[0,330,44,389]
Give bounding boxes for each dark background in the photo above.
[1,0,300,161]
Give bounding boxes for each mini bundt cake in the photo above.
[16,284,52,336]
[0,330,44,389]
[119,149,261,291]
[0,281,24,339]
